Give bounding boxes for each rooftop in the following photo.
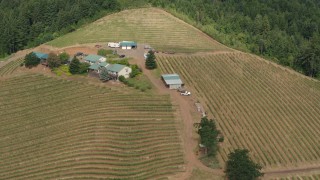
[89,63,100,70]
[106,64,126,73]
[120,41,137,47]
[99,62,109,67]
[85,54,105,63]
[33,52,49,59]
[161,74,183,85]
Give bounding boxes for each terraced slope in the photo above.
[0,74,184,179]
[48,8,230,53]
[157,53,320,169]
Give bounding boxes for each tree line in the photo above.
[1,0,319,78]
[0,0,121,57]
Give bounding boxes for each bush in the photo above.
[59,52,70,64]
[118,75,126,83]
[97,49,109,57]
[47,53,61,68]
[130,64,142,78]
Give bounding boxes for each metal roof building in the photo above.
[161,74,183,89]
[84,55,106,64]
[33,52,49,59]
[120,41,137,49]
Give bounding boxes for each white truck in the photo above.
[108,42,120,48]
[180,91,191,96]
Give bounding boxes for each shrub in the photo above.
[59,52,70,64]
[78,62,90,74]
[47,53,61,68]
[118,75,126,83]
[130,64,142,78]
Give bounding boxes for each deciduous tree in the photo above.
[47,53,61,68]
[225,149,264,180]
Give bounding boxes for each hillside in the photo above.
[0,74,184,179]
[48,8,230,53]
[158,52,320,169]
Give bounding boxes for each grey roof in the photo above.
[162,74,183,85]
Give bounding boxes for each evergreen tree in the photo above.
[145,50,157,69]
[225,149,264,180]
[69,57,80,74]
[24,52,40,68]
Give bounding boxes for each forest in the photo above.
[1,0,319,78]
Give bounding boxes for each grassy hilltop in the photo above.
[48,8,230,53]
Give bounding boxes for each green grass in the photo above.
[0,74,184,179]
[48,8,231,53]
[52,65,72,76]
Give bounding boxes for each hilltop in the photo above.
[48,8,231,53]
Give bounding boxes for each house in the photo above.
[161,74,183,89]
[120,41,137,49]
[84,55,106,64]
[106,64,132,78]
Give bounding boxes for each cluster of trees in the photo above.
[69,58,90,74]
[194,117,221,157]
[0,0,121,57]
[149,0,320,78]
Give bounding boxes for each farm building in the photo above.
[33,52,49,60]
[106,64,132,78]
[161,74,183,89]
[88,62,109,73]
[84,55,106,64]
[33,52,49,66]
[120,41,137,49]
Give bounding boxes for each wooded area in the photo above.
[1,0,319,78]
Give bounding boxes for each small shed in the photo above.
[161,74,183,89]
[106,64,132,78]
[84,55,106,64]
[33,52,49,60]
[120,41,137,49]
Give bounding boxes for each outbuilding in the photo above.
[120,41,137,49]
[84,55,106,64]
[161,74,183,89]
[33,52,49,66]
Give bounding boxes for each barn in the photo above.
[84,55,106,64]
[161,74,183,89]
[120,41,137,49]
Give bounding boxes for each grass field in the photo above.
[0,74,184,179]
[157,53,320,169]
[48,8,230,53]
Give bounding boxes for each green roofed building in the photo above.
[84,54,106,64]
[120,41,137,49]
[161,74,183,89]
[89,63,100,72]
[33,52,49,59]
[106,64,132,78]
